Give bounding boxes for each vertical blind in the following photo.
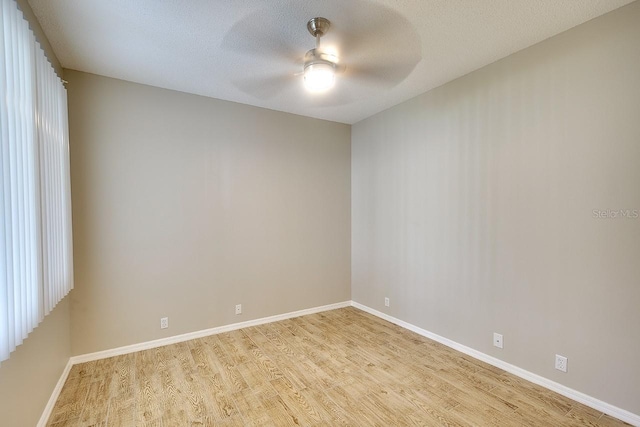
[0,0,73,363]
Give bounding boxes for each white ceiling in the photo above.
[28,0,634,124]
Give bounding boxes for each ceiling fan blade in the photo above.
[346,59,420,88]
[233,74,293,100]
[332,8,422,87]
[221,11,302,64]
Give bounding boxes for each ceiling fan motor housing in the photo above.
[304,48,337,70]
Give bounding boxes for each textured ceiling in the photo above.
[28,0,634,124]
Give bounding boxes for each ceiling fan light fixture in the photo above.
[302,17,338,93]
[304,61,335,92]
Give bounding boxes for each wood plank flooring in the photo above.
[47,307,631,426]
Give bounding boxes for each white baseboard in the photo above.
[351,301,640,427]
[70,300,351,364]
[37,358,73,427]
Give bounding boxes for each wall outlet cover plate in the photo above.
[555,354,568,372]
[493,333,503,349]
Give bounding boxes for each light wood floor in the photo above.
[47,307,630,426]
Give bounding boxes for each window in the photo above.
[0,0,73,363]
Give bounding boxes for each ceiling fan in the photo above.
[223,3,421,103]
[302,17,344,92]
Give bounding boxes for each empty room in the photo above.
[1,0,639,426]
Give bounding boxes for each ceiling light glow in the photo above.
[304,62,335,92]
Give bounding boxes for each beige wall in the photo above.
[0,299,71,427]
[66,70,351,355]
[0,2,69,426]
[352,1,640,416]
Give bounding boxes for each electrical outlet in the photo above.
[493,333,503,349]
[555,354,568,372]
[384,297,390,307]
[160,317,168,329]
[235,304,242,315]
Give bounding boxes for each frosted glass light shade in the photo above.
[304,62,335,92]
